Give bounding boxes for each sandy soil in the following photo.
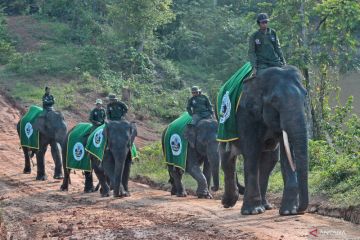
[1,94,360,240]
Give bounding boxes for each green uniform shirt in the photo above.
[248,28,285,69]
[187,94,213,117]
[42,93,55,109]
[107,101,128,121]
[89,107,106,126]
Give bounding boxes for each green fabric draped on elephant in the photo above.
[220,65,308,216]
[61,120,137,198]
[17,110,67,180]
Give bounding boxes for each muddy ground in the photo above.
[0,93,360,240]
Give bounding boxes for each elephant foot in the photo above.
[211,186,219,192]
[36,174,48,181]
[113,190,129,198]
[279,200,300,215]
[176,191,187,197]
[53,174,64,180]
[280,188,300,215]
[84,186,95,193]
[241,205,265,215]
[198,192,213,199]
[221,191,239,208]
[262,200,274,210]
[60,184,68,191]
[23,168,31,174]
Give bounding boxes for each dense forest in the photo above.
[0,0,359,206]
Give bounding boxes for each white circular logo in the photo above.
[170,134,182,156]
[93,129,104,148]
[219,91,231,124]
[25,122,33,138]
[73,142,85,161]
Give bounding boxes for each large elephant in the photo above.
[220,65,308,215]
[163,118,220,199]
[17,110,67,180]
[61,120,137,198]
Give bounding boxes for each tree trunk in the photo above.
[121,87,131,103]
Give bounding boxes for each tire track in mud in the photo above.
[0,93,359,239]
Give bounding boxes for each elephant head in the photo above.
[184,118,220,193]
[102,120,137,197]
[33,111,67,146]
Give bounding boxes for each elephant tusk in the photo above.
[282,130,296,172]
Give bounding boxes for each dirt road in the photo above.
[0,94,359,240]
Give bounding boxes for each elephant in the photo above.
[163,118,220,199]
[61,120,137,198]
[220,65,308,216]
[17,110,67,180]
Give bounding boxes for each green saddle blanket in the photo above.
[20,105,43,149]
[85,124,138,161]
[66,123,93,172]
[216,62,252,142]
[163,112,192,171]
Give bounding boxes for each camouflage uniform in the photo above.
[107,99,128,121]
[89,107,106,127]
[187,93,213,125]
[248,13,286,74]
[42,93,55,111]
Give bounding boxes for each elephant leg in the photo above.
[92,159,110,197]
[84,171,94,193]
[168,167,177,195]
[236,174,245,195]
[202,159,211,191]
[279,142,299,215]
[112,152,127,198]
[259,149,278,210]
[168,165,186,197]
[207,155,220,192]
[50,141,63,179]
[186,150,211,199]
[121,152,132,196]
[60,168,71,191]
[60,142,70,191]
[36,144,48,180]
[241,142,265,215]
[220,143,239,208]
[22,147,32,174]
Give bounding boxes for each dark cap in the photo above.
[191,86,201,93]
[257,13,269,23]
[108,93,118,100]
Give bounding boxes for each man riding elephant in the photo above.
[107,94,128,121]
[42,86,55,111]
[248,13,286,75]
[186,86,213,126]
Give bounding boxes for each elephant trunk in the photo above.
[287,120,309,213]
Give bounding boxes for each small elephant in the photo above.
[163,118,220,199]
[61,120,137,198]
[17,110,67,180]
[220,66,308,215]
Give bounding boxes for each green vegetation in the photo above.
[0,0,359,208]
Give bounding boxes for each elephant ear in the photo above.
[184,125,196,148]
[33,115,47,134]
[130,121,137,144]
[240,78,263,118]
